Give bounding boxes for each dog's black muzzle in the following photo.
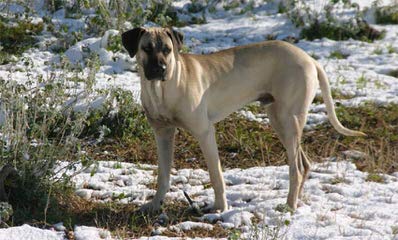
[144,64,167,81]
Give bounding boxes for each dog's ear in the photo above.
[121,28,146,58]
[167,28,184,52]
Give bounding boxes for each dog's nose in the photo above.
[155,64,166,75]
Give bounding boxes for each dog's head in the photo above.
[122,27,184,81]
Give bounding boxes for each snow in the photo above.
[0,224,63,240]
[169,221,214,232]
[54,160,398,239]
[74,226,112,240]
[1,0,398,239]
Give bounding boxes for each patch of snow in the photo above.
[0,224,64,240]
[74,226,111,240]
[169,221,214,232]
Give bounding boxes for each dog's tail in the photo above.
[314,61,366,137]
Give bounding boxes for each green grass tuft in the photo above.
[366,173,385,183]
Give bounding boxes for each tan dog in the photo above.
[122,27,365,212]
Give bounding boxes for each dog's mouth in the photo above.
[145,74,166,81]
[144,71,166,81]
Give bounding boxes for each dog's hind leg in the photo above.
[298,147,311,198]
[267,105,310,210]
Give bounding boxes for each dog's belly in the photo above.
[206,82,273,123]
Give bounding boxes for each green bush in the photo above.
[301,19,385,42]
[280,0,385,42]
[375,5,398,24]
[0,19,43,64]
[64,0,179,36]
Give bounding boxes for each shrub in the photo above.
[0,18,43,63]
[66,0,179,36]
[375,5,398,24]
[301,19,384,42]
[329,50,349,59]
[280,0,385,42]
[0,54,101,223]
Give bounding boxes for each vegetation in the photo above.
[301,19,384,42]
[329,50,349,59]
[0,18,43,64]
[279,0,385,42]
[375,5,398,24]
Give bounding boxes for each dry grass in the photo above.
[20,189,229,238]
[86,103,398,174]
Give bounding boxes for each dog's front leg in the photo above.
[197,125,228,212]
[140,126,176,213]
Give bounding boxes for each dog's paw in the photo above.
[213,198,228,212]
[139,201,162,214]
[200,201,228,214]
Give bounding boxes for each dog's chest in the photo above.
[141,81,177,125]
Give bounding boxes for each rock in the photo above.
[342,150,367,160]
[53,222,66,231]
[75,189,92,200]
[115,179,125,187]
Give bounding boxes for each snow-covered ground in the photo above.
[3,159,398,239]
[1,0,398,239]
[73,159,398,239]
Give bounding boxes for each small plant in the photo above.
[387,44,396,54]
[374,78,386,90]
[187,1,205,13]
[375,5,398,24]
[329,50,349,59]
[228,229,241,240]
[248,211,290,240]
[372,47,383,55]
[240,1,255,15]
[106,34,123,53]
[387,69,398,78]
[330,176,346,185]
[356,74,369,89]
[223,1,240,11]
[180,45,191,53]
[366,173,385,183]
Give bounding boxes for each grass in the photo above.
[329,50,349,59]
[13,189,229,238]
[83,101,398,175]
[366,173,385,183]
[330,176,347,185]
[375,5,398,24]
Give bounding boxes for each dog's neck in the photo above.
[139,59,184,123]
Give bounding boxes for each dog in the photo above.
[121,27,365,213]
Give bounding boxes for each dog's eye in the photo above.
[163,47,171,55]
[142,46,152,53]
